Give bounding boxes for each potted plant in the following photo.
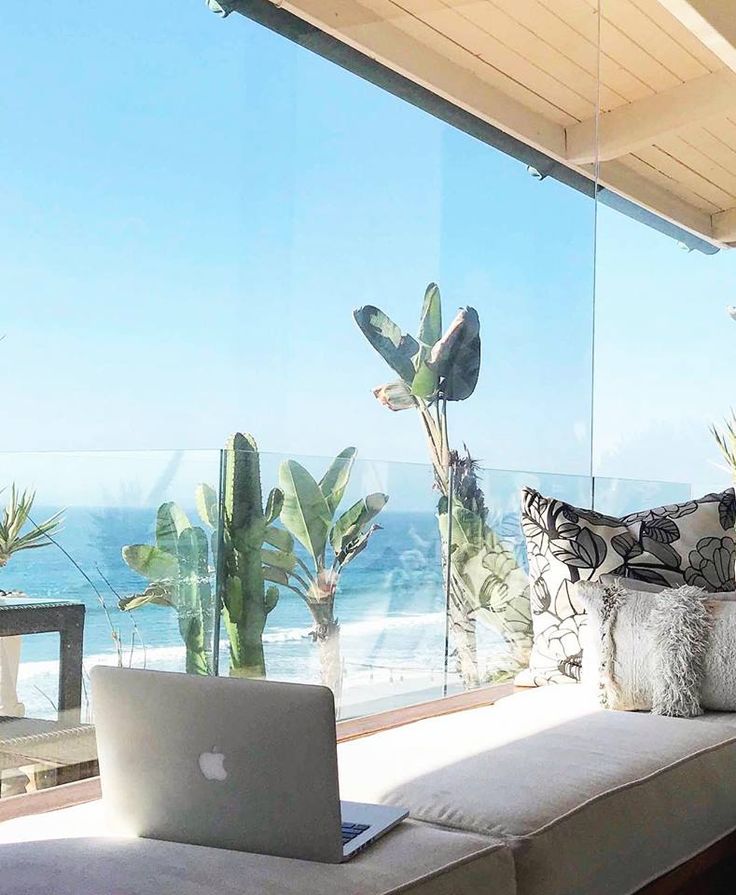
[0,486,63,716]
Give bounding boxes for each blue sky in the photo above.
[2,1,734,505]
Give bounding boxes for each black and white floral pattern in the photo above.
[519,486,736,685]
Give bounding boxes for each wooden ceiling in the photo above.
[253,0,736,248]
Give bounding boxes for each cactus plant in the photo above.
[121,501,214,675]
[220,433,297,678]
[354,283,532,687]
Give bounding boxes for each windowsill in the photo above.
[0,682,516,824]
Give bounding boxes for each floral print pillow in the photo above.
[519,486,736,685]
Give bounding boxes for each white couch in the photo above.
[2,685,736,894]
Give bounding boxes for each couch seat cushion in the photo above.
[338,686,736,895]
[0,801,514,895]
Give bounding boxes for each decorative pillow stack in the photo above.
[579,580,736,716]
[519,486,736,686]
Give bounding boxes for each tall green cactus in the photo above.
[221,433,296,678]
[121,501,214,675]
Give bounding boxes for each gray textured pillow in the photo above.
[520,487,736,686]
[579,581,736,715]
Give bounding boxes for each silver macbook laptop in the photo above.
[91,666,407,863]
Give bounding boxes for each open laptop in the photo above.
[91,666,407,863]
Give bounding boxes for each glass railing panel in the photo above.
[592,477,691,517]
[445,467,592,689]
[0,445,696,800]
[447,467,691,691]
[0,450,222,724]
[222,449,448,720]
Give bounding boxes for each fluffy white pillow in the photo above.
[579,581,736,716]
[599,574,736,600]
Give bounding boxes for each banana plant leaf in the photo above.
[353,306,419,384]
[330,493,388,556]
[122,544,179,581]
[279,460,332,565]
[440,308,481,402]
[338,523,382,567]
[261,546,297,572]
[417,283,442,347]
[318,447,356,515]
[373,380,416,412]
[411,284,443,399]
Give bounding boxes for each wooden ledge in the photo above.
[0,683,516,823]
[336,681,516,742]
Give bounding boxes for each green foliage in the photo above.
[354,283,532,684]
[121,500,214,676]
[279,460,332,565]
[221,433,296,678]
[440,503,532,666]
[277,448,387,698]
[354,283,481,407]
[278,451,387,590]
[0,486,63,569]
[352,306,418,384]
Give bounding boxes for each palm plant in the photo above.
[354,284,532,687]
[277,448,388,702]
[0,486,63,572]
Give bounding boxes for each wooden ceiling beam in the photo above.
[276,0,567,159]
[712,207,736,245]
[656,0,736,73]
[594,159,715,243]
[566,70,736,164]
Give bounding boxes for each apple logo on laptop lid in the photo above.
[199,747,227,782]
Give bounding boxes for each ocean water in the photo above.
[3,508,456,719]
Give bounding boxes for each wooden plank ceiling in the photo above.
[265,0,736,248]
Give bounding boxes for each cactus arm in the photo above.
[176,527,212,676]
[156,502,190,554]
[195,483,218,529]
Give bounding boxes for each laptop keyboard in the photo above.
[342,822,370,846]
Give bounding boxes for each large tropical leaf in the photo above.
[338,523,383,567]
[428,307,481,402]
[330,493,389,556]
[319,447,356,515]
[372,380,416,412]
[410,284,444,399]
[417,283,443,347]
[261,546,297,572]
[278,460,332,565]
[122,544,179,582]
[442,308,481,401]
[353,306,419,384]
